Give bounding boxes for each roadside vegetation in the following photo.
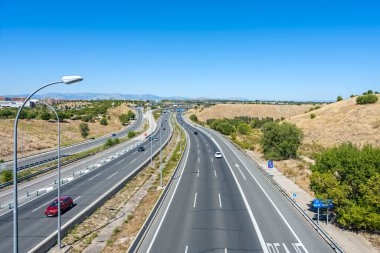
[153,109,163,121]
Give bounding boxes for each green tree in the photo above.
[40,111,51,120]
[337,96,343,101]
[119,113,130,125]
[1,170,13,183]
[189,114,198,122]
[260,122,303,160]
[127,110,136,119]
[237,122,250,135]
[79,123,90,139]
[356,94,378,104]
[217,122,236,135]
[100,118,108,126]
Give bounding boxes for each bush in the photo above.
[40,111,51,121]
[128,131,136,138]
[104,138,120,148]
[79,123,90,139]
[189,114,198,122]
[261,122,303,160]
[217,122,235,135]
[310,113,316,119]
[81,114,93,122]
[356,94,378,105]
[237,123,250,135]
[100,118,108,126]
[310,144,380,231]
[337,96,343,101]
[1,170,13,183]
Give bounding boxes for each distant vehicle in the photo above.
[163,128,166,131]
[138,146,145,152]
[45,196,74,217]
[111,133,117,137]
[214,152,223,158]
[194,131,198,135]
[154,137,159,141]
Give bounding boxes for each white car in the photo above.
[214,152,223,158]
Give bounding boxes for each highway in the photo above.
[135,114,334,253]
[1,108,144,171]
[0,112,171,253]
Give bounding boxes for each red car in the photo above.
[45,196,74,217]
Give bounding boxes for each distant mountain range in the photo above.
[3,92,250,101]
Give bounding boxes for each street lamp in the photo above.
[13,76,82,253]
[159,121,163,187]
[38,101,63,250]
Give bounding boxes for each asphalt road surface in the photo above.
[2,108,144,171]
[0,112,170,253]
[135,114,334,253]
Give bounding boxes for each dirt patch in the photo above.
[195,103,314,122]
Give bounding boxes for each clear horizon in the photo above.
[1,1,379,101]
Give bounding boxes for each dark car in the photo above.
[111,133,117,137]
[45,196,73,217]
[163,128,166,131]
[138,146,145,152]
[194,131,198,135]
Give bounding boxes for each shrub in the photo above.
[337,96,343,101]
[104,138,120,148]
[189,114,198,122]
[81,114,93,122]
[261,122,303,160]
[217,122,235,135]
[310,113,316,119]
[310,144,380,231]
[237,123,250,135]
[1,170,13,183]
[356,94,378,105]
[79,123,90,139]
[128,131,136,138]
[100,118,108,126]
[40,111,51,121]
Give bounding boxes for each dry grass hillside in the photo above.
[195,103,314,122]
[289,95,380,148]
[0,103,132,161]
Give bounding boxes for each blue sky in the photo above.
[0,0,380,101]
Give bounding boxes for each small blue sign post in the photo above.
[313,199,334,224]
[268,160,274,169]
[292,193,297,200]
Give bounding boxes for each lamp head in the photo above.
[61,76,83,84]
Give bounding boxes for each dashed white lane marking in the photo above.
[88,172,102,181]
[218,193,222,208]
[214,170,217,178]
[129,158,137,164]
[73,196,82,202]
[198,157,200,163]
[32,199,54,212]
[235,164,246,180]
[185,245,188,253]
[193,193,197,208]
[197,169,200,178]
[225,248,228,253]
[107,171,118,180]
[211,157,213,163]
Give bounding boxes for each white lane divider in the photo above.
[211,157,213,163]
[130,158,137,164]
[197,157,200,163]
[197,169,200,178]
[193,193,197,208]
[32,198,54,212]
[88,172,102,181]
[218,193,222,208]
[73,196,82,202]
[107,171,118,180]
[235,164,246,180]
[225,248,228,253]
[214,170,217,178]
[185,245,188,253]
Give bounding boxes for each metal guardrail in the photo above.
[219,132,345,253]
[128,119,187,253]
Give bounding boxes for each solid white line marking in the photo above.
[214,170,217,178]
[218,193,222,208]
[235,164,246,180]
[147,128,191,253]
[197,169,200,178]
[73,196,82,202]
[211,128,308,253]
[32,199,54,212]
[185,245,188,253]
[88,172,102,181]
[225,248,227,253]
[193,193,198,208]
[107,171,118,180]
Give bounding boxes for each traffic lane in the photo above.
[186,126,263,253]
[0,120,170,252]
[205,127,334,253]
[4,109,144,170]
[146,123,200,252]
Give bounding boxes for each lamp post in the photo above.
[38,101,63,249]
[159,120,163,187]
[13,76,82,253]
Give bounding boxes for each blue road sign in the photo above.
[292,193,297,198]
[268,160,274,169]
[313,199,334,209]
